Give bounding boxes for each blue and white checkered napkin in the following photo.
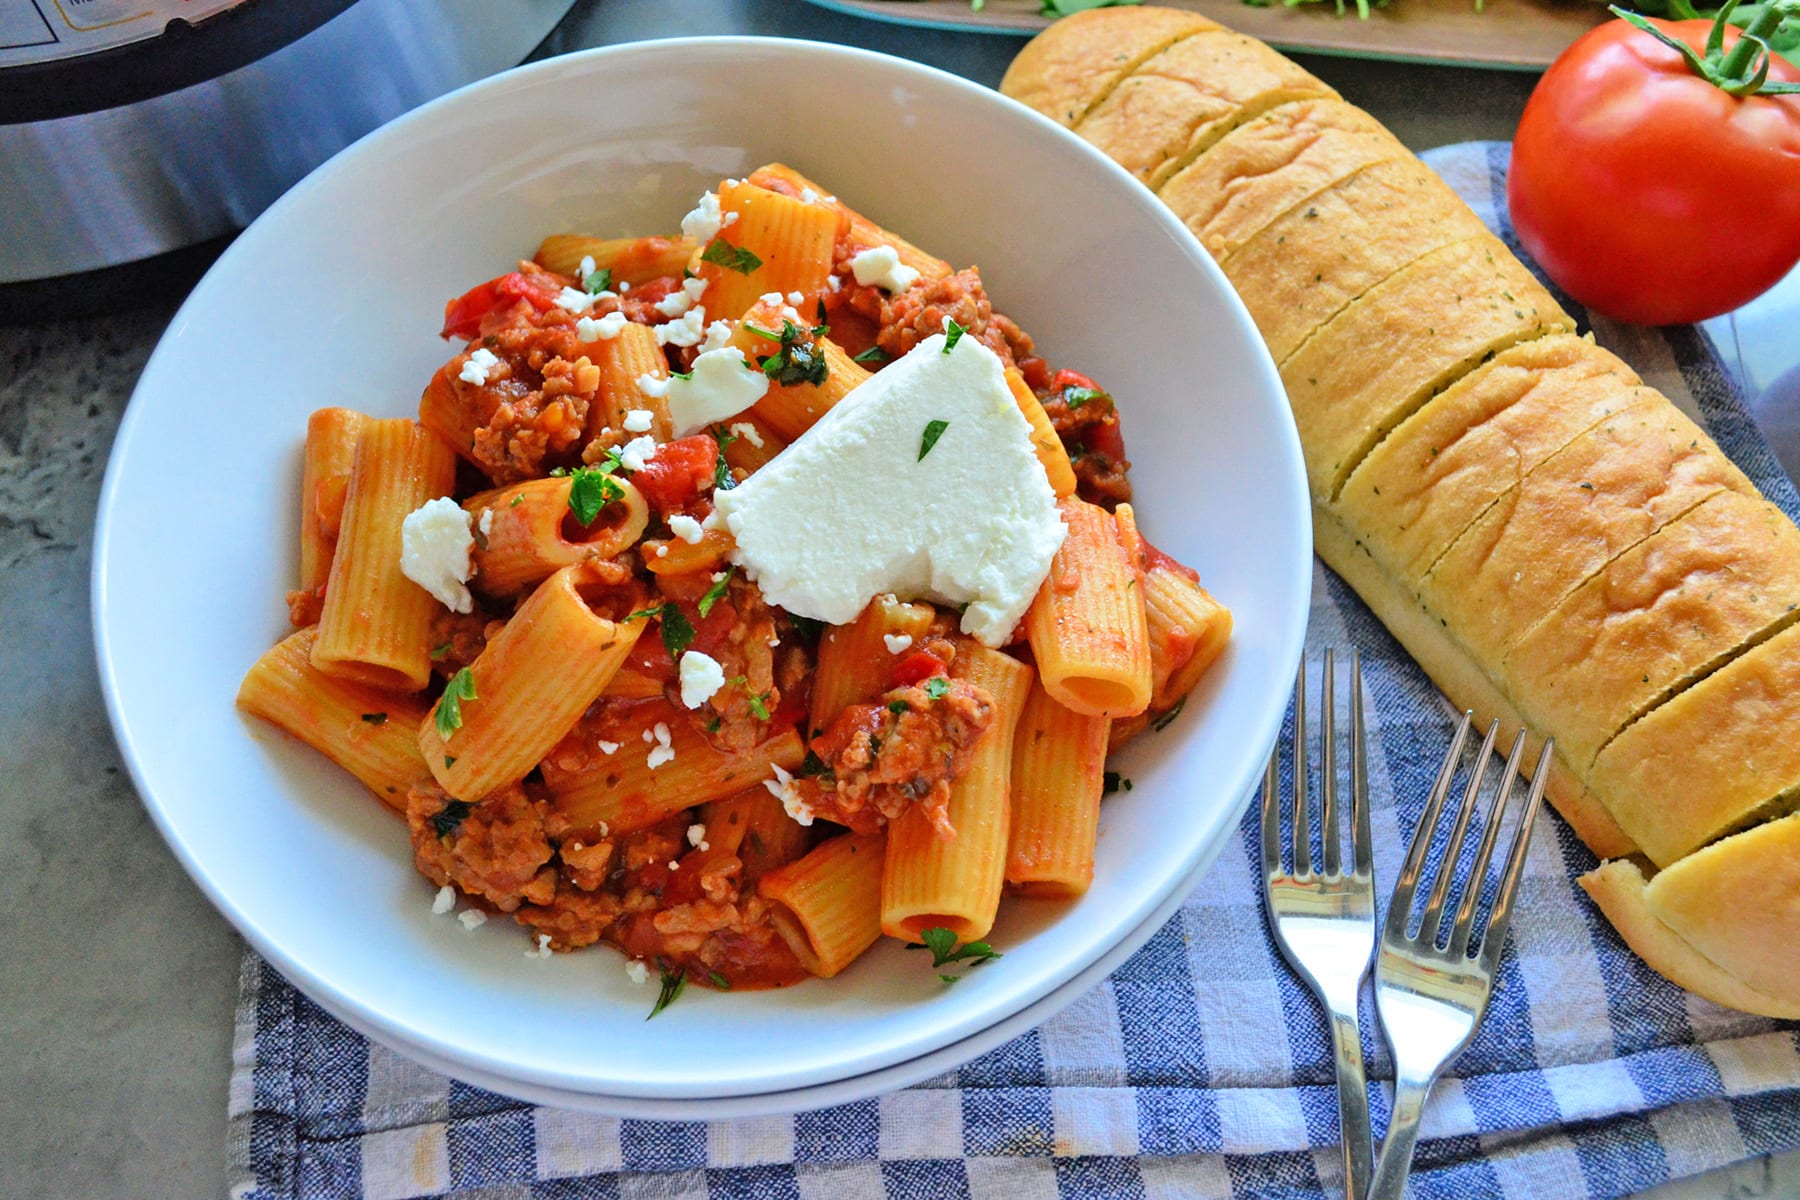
[228,143,1800,1200]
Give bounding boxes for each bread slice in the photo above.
[1313,504,1638,858]
[1504,491,1800,771]
[1155,98,1410,263]
[1338,335,1653,584]
[1222,158,1493,364]
[1281,236,1572,501]
[998,6,1217,128]
[1421,404,1756,672]
[1580,856,1800,1019]
[1592,619,1800,866]
[1073,30,1336,188]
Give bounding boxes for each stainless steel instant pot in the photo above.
[0,0,576,315]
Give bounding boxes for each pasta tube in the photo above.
[1143,562,1232,711]
[747,163,953,280]
[463,476,649,598]
[1005,369,1077,498]
[535,234,698,285]
[761,832,887,978]
[588,321,672,442]
[237,626,433,810]
[311,418,457,692]
[419,565,646,800]
[731,298,872,441]
[811,595,937,733]
[1006,681,1110,897]
[882,644,1033,944]
[290,407,365,626]
[700,181,842,322]
[1025,496,1153,718]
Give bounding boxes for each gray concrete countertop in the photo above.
[2,1,1795,1197]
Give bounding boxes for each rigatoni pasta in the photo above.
[238,163,1229,1006]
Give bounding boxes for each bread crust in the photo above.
[1314,505,1639,858]
[1155,98,1409,262]
[1421,404,1754,670]
[1073,30,1336,187]
[1504,491,1800,770]
[998,6,1217,128]
[1221,158,1490,364]
[1339,335,1653,583]
[1580,856,1800,1019]
[1281,236,1572,500]
[1594,619,1800,866]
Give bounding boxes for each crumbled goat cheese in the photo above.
[556,286,597,314]
[786,291,805,305]
[699,319,734,354]
[459,347,500,386]
[759,291,784,306]
[524,934,553,960]
[656,276,708,318]
[678,650,726,708]
[668,514,705,544]
[578,254,596,280]
[399,498,475,613]
[596,739,620,755]
[431,885,456,915]
[623,409,655,434]
[646,721,675,770]
[625,959,649,986]
[729,421,764,449]
[637,372,671,398]
[884,633,914,654]
[619,436,659,473]
[478,508,493,537]
[799,187,821,204]
[577,311,629,341]
[687,823,710,851]
[656,306,707,348]
[826,274,841,293]
[665,346,770,436]
[765,763,814,826]
[681,191,723,244]
[458,910,487,931]
[850,245,920,293]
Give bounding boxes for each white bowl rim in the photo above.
[93,34,1312,1102]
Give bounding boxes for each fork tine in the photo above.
[1385,710,1472,938]
[1448,730,1529,958]
[1478,738,1553,972]
[1415,719,1500,948]
[1351,651,1373,878]
[1262,737,1282,878]
[1321,649,1340,877]
[1292,660,1311,877]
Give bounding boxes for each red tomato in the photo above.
[1508,13,1800,326]
[440,270,563,339]
[891,650,948,688]
[630,435,719,513]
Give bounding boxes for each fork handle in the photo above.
[1325,987,1374,1200]
[1368,1074,1433,1200]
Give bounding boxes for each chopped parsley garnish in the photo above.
[705,717,722,733]
[906,926,1002,984]
[429,798,474,840]
[429,641,452,661]
[434,668,477,740]
[708,424,738,492]
[788,614,824,645]
[751,318,830,387]
[697,569,733,618]
[1063,386,1111,410]
[360,712,388,725]
[942,319,966,352]
[700,238,762,275]
[623,602,694,658]
[1150,697,1186,733]
[924,676,952,700]
[1103,771,1133,795]
[918,419,950,462]
[708,970,732,990]
[444,755,457,769]
[510,494,524,507]
[816,299,829,327]
[746,690,771,721]
[887,699,909,716]
[566,465,625,526]
[797,749,836,782]
[582,266,613,295]
[853,346,888,365]
[647,960,686,1019]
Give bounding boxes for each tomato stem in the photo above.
[1610,0,1800,95]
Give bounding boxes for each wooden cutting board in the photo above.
[805,0,1612,68]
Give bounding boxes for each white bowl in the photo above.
[94,36,1310,1108]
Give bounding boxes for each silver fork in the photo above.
[1368,714,1553,1200]
[1261,650,1376,1200]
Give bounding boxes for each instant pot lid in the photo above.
[0,0,357,125]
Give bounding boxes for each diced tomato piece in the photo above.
[631,435,720,514]
[891,650,948,688]
[440,271,563,340]
[630,277,681,308]
[1049,368,1101,394]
